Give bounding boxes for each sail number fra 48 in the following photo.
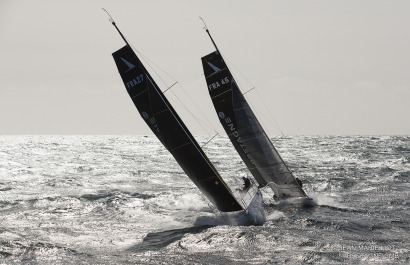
[208,77,229,91]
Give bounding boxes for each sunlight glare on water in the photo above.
[0,135,408,264]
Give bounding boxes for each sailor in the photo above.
[242,176,251,191]
[296,177,303,188]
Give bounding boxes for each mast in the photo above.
[200,17,220,53]
[103,8,130,47]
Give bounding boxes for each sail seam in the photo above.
[197,175,219,183]
[153,108,169,116]
[169,141,192,151]
[211,89,232,99]
[131,89,149,99]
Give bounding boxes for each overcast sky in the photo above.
[1,0,409,135]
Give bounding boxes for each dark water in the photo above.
[0,135,408,264]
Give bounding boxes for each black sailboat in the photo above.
[107,16,256,213]
[201,23,309,200]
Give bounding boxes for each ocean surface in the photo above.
[0,135,408,264]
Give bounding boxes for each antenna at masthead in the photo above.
[103,8,130,47]
[199,17,220,53]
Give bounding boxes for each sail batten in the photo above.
[131,89,149,99]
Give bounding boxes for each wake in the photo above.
[194,190,267,226]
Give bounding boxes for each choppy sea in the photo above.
[0,135,408,264]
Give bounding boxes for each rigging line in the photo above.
[108,16,213,136]
[118,36,173,88]
[130,46,215,135]
[199,22,280,137]
[103,9,171,89]
[223,56,284,136]
[166,81,217,136]
[130,44,212,136]
[199,16,208,30]
[129,47,217,136]
[133,46,217,136]
[201,20,267,137]
[103,8,131,48]
[200,22,276,138]
[175,81,220,134]
[135,49,177,84]
[131,47,170,89]
[125,39,216,135]
[146,76,239,198]
[102,8,114,22]
[169,89,212,135]
[163,81,178,93]
[231,75,275,136]
[251,90,284,137]
[243,93,279,137]
[226,57,282,125]
[147,56,219,135]
[242,87,255,95]
[201,132,219,148]
[200,17,219,52]
[224,57,256,90]
[254,88,285,136]
[132,45,216,135]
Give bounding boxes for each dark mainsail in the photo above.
[111,22,243,212]
[201,29,307,199]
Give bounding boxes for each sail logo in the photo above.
[207,62,221,74]
[141,111,159,133]
[120,57,135,72]
[219,112,255,165]
[141,112,149,119]
[120,57,144,89]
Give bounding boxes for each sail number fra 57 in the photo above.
[209,77,229,91]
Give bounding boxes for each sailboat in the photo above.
[200,22,311,203]
[106,13,265,222]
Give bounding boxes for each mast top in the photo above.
[200,17,220,53]
[103,8,130,47]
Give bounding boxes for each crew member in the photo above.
[242,176,251,190]
[296,177,303,188]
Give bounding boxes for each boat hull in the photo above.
[194,189,266,226]
[274,196,316,208]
